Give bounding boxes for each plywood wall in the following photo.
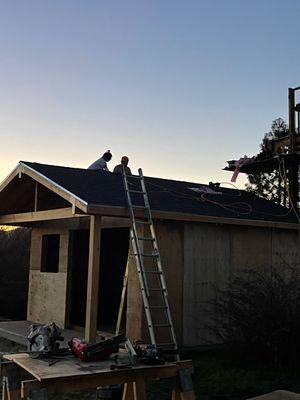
[27,228,70,327]
[126,221,184,345]
[183,223,300,347]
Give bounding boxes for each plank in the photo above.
[86,205,300,230]
[122,382,134,400]
[133,379,146,400]
[19,162,88,212]
[3,353,193,382]
[0,208,82,224]
[85,215,102,342]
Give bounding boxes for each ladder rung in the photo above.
[131,253,158,258]
[152,324,172,328]
[132,205,147,210]
[145,270,162,274]
[128,175,142,180]
[148,306,167,309]
[128,190,146,194]
[148,288,166,291]
[137,237,155,241]
[134,219,151,224]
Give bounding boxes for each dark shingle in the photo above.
[21,161,298,224]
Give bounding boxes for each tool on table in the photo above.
[134,341,165,365]
[110,338,137,370]
[27,322,67,358]
[69,334,125,362]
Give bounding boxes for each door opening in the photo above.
[70,227,130,333]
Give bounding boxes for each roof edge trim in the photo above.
[86,204,300,230]
[0,165,20,193]
[19,162,88,211]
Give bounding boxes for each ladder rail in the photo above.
[138,168,179,353]
[122,167,179,357]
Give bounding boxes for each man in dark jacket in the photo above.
[113,156,132,175]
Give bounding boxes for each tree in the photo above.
[245,118,289,207]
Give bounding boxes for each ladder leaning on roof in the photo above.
[121,167,179,358]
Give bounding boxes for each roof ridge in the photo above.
[20,160,243,194]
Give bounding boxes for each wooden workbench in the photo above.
[1,353,195,400]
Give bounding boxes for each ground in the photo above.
[1,338,300,399]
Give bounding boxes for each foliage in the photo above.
[245,118,289,206]
[209,266,300,367]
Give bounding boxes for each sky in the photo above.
[0,0,300,188]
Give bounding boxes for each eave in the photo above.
[0,162,88,214]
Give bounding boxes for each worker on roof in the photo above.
[113,156,132,175]
[88,150,112,171]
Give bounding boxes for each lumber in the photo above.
[0,208,84,224]
[85,215,102,343]
[86,204,300,230]
[19,162,88,212]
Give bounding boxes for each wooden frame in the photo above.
[0,208,84,224]
[2,355,195,400]
[85,215,102,342]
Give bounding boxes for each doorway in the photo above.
[70,227,130,333]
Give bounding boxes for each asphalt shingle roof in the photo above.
[21,161,298,224]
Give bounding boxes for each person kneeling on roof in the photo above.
[88,150,112,171]
[113,156,132,175]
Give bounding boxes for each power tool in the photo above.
[69,334,125,362]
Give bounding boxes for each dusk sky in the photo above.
[0,0,299,187]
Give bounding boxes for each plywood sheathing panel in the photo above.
[229,225,272,272]
[183,222,230,346]
[126,222,184,346]
[27,228,70,327]
[126,225,144,342]
[271,228,300,268]
[155,221,184,346]
[183,223,300,347]
[27,270,67,327]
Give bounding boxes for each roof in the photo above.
[3,160,294,226]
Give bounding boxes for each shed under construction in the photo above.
[0,161,299,347]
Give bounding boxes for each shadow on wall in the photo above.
[0,227,30,319]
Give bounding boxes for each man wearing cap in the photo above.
[113,156,132,175]
[88,150,112,171]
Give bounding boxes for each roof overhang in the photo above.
[0,162,88,213]
[0,162,298,230]
[86,204,300,230]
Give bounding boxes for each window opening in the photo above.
[41,234,60,272]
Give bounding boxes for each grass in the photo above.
[185,349,300,400]
[148,349,300,399]
[1,338,300,399]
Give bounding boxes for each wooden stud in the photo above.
[85,215,102,343]
[1,363,22,400]
[115,259,129,335]
[122,382,134,400]
[133,380,146,400]
[34,182,38,212]
[171,389,181,400]
[19,162,88,212]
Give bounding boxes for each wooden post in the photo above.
[85,215,102,343]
